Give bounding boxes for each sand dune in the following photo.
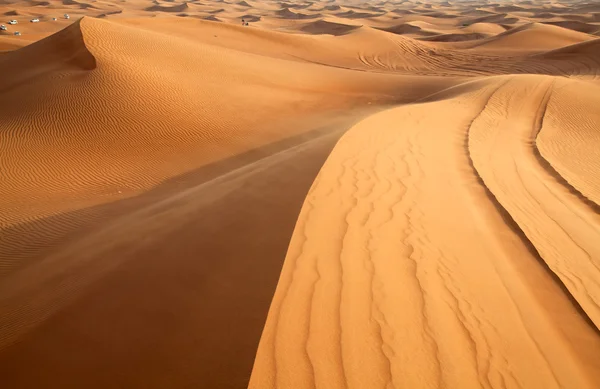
[1,0,600,388]
[250,75,600,389]
[419,32,486,42]
[544,20,600,34]
[467,22,595,52]
[145,2,189,12]
[376,22,428,35]
[300,19,360,35]
[540,38,600,59]
[275,7,318,19]
[462,13,519,26]
[335,9,380,19]
[96,9,122,18]
[62,0,96,9]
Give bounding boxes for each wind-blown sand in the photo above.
[1,0,600,388]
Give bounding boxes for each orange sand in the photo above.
[1,0,600,388]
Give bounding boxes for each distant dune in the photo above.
[203,14,220,21]
[96,9,122,18]
[377,23,424,35]
[240,14,260,22]
[544,20,600,34]
[300,19,360,35]
[538,38,600,59]
[335,9,380,18]
[145,2,189,12]
[62,0,96,9]
[275,7,318,19]
[468,22,594,51]
[419,32,486,41]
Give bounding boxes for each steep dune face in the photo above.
[0,19,95,76]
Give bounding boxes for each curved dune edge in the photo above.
[468,75,600,327]
[249,75,600,389]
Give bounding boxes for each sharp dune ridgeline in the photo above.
[1,0,600,388]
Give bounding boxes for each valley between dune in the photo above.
[1,0,600,388]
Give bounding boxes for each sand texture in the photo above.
[1,0,600,388]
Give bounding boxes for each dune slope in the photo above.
[249,75,600,389]
[0,12,460,389]
[2,1,600,388]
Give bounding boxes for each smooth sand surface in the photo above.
[1,0,600,388]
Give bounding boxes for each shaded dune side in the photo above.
[0,18,96,80]
[203,14,220,21]
[63,0,96,9]
[275,7,319,19]
[375,23,436,36]
[96,9,123,18]
[418,32,486,42]
[0,116,360,389]
[145,2,189,12]
[241,14,260,22]
[249,76,600,389]
[299,19,360,36]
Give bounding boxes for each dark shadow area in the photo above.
[0,109,378,389]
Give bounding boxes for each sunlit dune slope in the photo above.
[249,74,600,389]
[0,17,458,231]
[468,76,600,328]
